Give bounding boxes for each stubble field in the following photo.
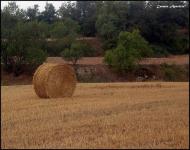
[1,82,189,149]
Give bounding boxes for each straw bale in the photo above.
[33,63,77,98]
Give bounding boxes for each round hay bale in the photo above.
[33,63,77,98]
[33,63,57,98]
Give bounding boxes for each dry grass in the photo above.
[1,82,189,149]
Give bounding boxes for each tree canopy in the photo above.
[1,1,189,62]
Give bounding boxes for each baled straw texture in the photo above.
[33,63,77,98]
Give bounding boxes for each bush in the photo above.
[104,29,153,73]
[161,64,189,81]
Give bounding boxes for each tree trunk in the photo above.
[73,64,79,80]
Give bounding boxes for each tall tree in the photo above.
[58,1,76,20]
[26,4,39,21]
[75,1,97,36]
[39,2,57,24]
[1,2,26,38]
[96,1,128,49]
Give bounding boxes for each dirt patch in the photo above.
[46,55,189,65]
[139,55,189,65]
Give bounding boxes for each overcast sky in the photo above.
[1,1,72,12]
[1,1,188,11]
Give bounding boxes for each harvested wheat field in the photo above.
[1,82,189,149]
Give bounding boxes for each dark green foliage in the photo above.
[139,1,189,54]
[102,38,117,50]
[77,42,95,57]
[45,39,72,56]
[95,1,128,49]
[46,18,80,56]
[26,47,47,65]
[150,44,170,57]
[38,2,57,24]
[1,0,189,61]
[171,35,189,54]
[1,21,47,76]
[50,19,80,39]
[26,4,39,21]
[75,1,98,36]
[61,41,96,62]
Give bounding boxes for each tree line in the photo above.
[1,1,189,76]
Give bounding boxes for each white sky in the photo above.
[1,1,72,12]
[1,1,188,12]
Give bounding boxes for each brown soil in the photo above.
[139,55,189,65]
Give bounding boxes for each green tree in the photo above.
[104,30,153,73]
[49,18,80,55]
[51,18,80,39]
[1,1,26,39]
[61,42,85,77]
[140,1,189,54]
[2,21,47,76]
[2,1,19,16]
[118,29,153,57]
[58,1,76,20]
[126,1,146,29]
[96,1,128,49]
[75,1,98,36]
[39,2,57,24]
[26,4,39,21]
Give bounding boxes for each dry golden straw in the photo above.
[33,63,77,98]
